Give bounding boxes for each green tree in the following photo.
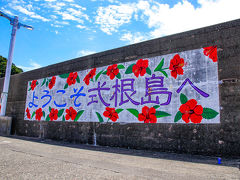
[0,55,23,78]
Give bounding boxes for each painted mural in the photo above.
[24,46,220,124]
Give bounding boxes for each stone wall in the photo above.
[1,19,240,157]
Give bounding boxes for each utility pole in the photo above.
[0,11,33,116]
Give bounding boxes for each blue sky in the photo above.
[0,0,239,71]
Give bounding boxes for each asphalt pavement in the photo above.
[0,136,239,180]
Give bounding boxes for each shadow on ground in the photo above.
[3,135,240,169]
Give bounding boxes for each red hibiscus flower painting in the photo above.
[179,99,203,123]
[26,107,31,119]
[49,108,58,121]
[49,76,56,89]
[35,108,43,121]
[169,54,184,79]
[103,107,119,122]
[31,80,37,90]
[203,45,217,62]
[138,106,157,123]
[132,59,148,77]
[67,72,78,86]
[83,68,96,85]
[106,64,119,80]
[65,107,77,120]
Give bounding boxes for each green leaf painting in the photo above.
[76,75,80,83]
[42,111,45,118]
[46,79,49,87]
[160,70,168,78]
[59,73,69,78]
[116,73,121,79]
[117,64,125,69]
[46,115,50,121]
[74,110,84,122]
[202,108,219,119]
[58,109,64,117]
[180,93,188,104]
[41,78,46,87]
[126,109,139,118]
[153,105,160,109]
[95,70,104,81]
[154,58,168,78]
[155,111,171,118]
[115,109,124,114]
[154,58,164,72]
[125,64,135,74]
[174,111,182,122]
[96,112,104,122]
[64,83,68,89]
[146,67,152,75]
[31,111,35,119]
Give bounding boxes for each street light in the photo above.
[0,11,33,116]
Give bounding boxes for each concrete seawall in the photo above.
[0,19,240,157]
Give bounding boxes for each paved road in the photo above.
[0,136,239,180]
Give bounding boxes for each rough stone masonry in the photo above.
[0,19,240,157]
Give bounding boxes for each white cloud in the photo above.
[12,5,49,22]
[67,8,89,21]
[3,0,89,30]
[136,0,240,38]
[17,60,42,72]
[141,0,240,37]
[95,3,136,35]
[50,20,69,27]
[47,2,66,11]
[120,32,149,44]
[63,0,74,2]
[51,24,62,28]
[55,6,89,24]
[50,15,57,19]
[70,4,84,9]
[2,0,89,30]
[77,50,96,57]
[96,0,240,39]
[56,2,66,6]
[91,0,119,2]
[24,4,34,11]
[76,24,86,29]
[57,11,83,23]
[55,30,59,34]
[55,21,69,25]
[108,0,119,3]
